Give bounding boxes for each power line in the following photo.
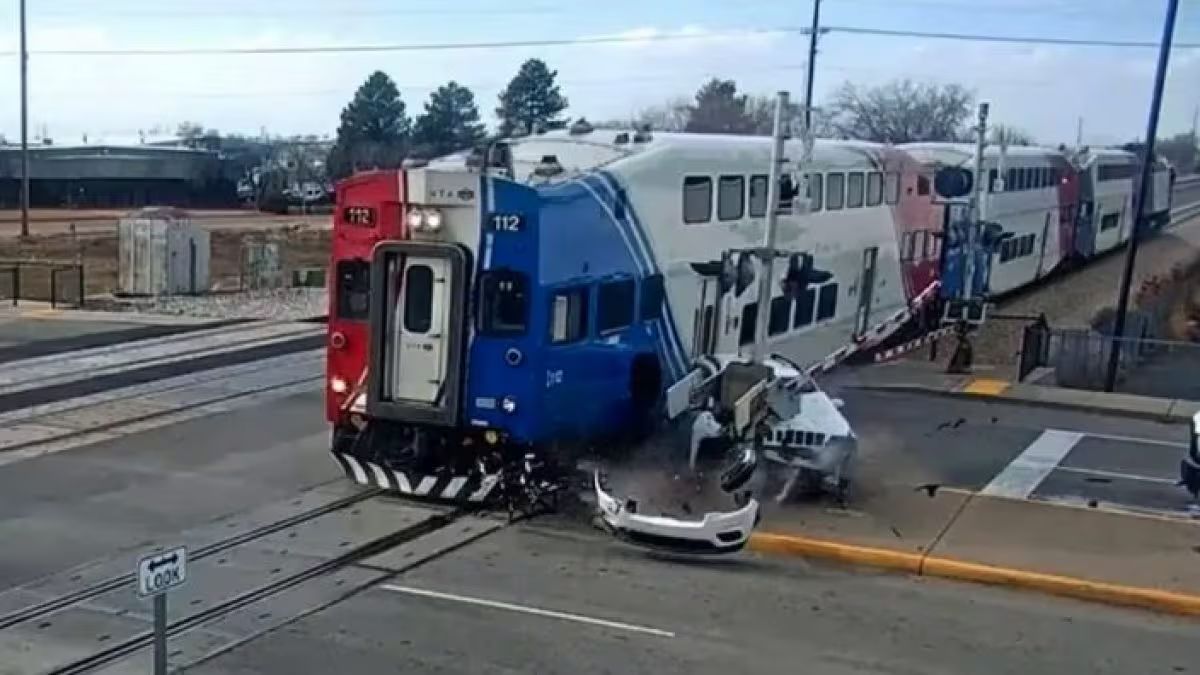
[824,24,1200,49]
[7,27,809,56]
[0,23,1193,57]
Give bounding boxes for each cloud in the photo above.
[0,15,1192,146]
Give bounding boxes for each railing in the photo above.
[0,260,86,309]
[1034,327,1200,398]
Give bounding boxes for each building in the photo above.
[0,142,235,209]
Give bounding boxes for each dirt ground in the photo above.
[0,208,329,237]
[0,223,331,303]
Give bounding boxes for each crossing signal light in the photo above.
[934,167,974,199]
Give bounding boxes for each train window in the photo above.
[335,259,370,321]
[916,175,930,196]
[816,283,838,322]
[926,232,942,259]
[794,287,816,328]
[749,175,769,217]
[478,270,529,335]
[826,173,845,210]
[808,173,823,211]
[639,274,664,321]
[718,175,745,221]
[402,264,434,334]
[1000,239,1015,263]
[885,173,900,204]
[988,169,999,193]
[1006,168,1017,192]
[597,279,636,333]
[779,173,797,212]
[1041,168,1050,187]
[683,176,712,224]
[847,172,865,209]
[739,302,758,346]
[550,286,589,344]
[768,296,792,336]
[1100,213,1119,231]
[866,172,884,207]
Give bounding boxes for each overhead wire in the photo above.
[0,24,1191,57]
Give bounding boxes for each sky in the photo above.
[0,0,1195,147]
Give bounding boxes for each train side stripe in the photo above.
[342,454,369,485]
[368,462,392,490]
[595,171,690,376]
[392,469,413,494]
[576,177,679,380]
[413,475,438,496]
[441,476,468,499]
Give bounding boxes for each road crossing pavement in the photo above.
[841,388,1196,519]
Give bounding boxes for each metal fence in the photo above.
[0,260,86,308]
[1039,328,1200,398]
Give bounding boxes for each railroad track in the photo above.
[0,487,498,674]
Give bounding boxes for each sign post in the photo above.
[137,546,188,675]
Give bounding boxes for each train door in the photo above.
[1035,212,1051,279]
[1076,168,1097,258]
[854,247,879,336]
[389,255,453,403]
[692,275,721,358]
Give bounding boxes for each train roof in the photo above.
[426,129,894,183]
[899,142,1070,166]
[1075,147,1138,164]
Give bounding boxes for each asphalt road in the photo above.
[835,387,1193,517]
[0,388,335,589]
[0,365,1195,674]
[190,521,1199,675]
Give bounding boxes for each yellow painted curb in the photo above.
[749,532,1200,617]
[748,533,923,575]
[960,378,1011,396]
[922,556,1200,617]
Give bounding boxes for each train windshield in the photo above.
[478,270,529,335]
[335,259,370,321]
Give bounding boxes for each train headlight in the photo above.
[501,396,518,414]
[407,208,444,233]
[422,208,444,232]
[330,377,349,394]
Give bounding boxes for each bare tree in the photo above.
[636,97,691,132]
[990,124,1036,147]
[826,80,974,143]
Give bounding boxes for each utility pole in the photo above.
[1104,0,1179,392]
[19,0,30,238]
[752,91,789,365]
[803,0,821,129]
[964,102,989,303]
[1075,116,1084,149]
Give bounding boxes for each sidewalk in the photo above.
[754,358,1200,617]
[751,482,1200,617]
[839,358,1200,424]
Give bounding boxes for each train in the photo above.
[324,125,1175,503]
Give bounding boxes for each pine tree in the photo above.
[412,81,487,158]
[327,71,411,180]
[495,59,568,137]
[685,79,755,135]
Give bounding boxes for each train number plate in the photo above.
[488,213,524,232]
